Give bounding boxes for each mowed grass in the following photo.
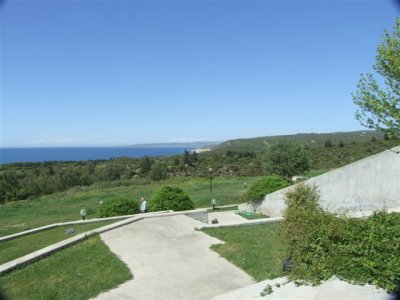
[202,223,287,281]
[0,236,132,300]
[0,220,116,265]
[0,176,259,237]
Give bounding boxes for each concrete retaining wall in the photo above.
[240,146,400,217]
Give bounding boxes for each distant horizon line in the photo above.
[0,141,221,149]
[0,129,379,148]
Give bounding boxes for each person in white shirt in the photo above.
[140,197,148,213]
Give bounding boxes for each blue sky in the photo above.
[1,0,399,147]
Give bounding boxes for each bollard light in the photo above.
[211,199,216,210]
[80,209,87,220]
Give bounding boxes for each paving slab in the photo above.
[212,276,390,300]
[95,214,254,300]
[208,211,247,224]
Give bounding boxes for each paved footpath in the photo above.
[95,214,254,300]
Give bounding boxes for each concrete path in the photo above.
[212,276,390,300]
[95,215,254,300]
[208,211,246,224]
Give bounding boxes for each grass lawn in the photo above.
[0,220,116,265]
[0,176,259,237]
[0,235,132,300]
[202,223,287,281]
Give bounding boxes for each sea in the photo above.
[0,147,193,165]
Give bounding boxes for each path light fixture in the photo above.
[208,167,213,193]
[244,182,247,189]
[80,209,87,220]
[211,198,216,210]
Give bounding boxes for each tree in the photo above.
[324,139,333,148]
[149,161,168,181]
[244,176,290,203]
[139,156,153,176]
[353,18,400,137]
[263,141,309,178]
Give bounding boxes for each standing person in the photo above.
[140,197,148,213]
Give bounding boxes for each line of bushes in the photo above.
[97,186,194,217]
[282,184,400,293]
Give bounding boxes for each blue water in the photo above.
[0,147,193,164]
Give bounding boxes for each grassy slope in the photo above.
[0,221,116,265]
[202,223,286,281]
[0,236,132,300]
[214,130,384,152]
[0,176,259,237]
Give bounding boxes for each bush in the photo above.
[263,141,309,178]
[244,176,289,203]
[97,198,140,217]
[282,183,400,293]
[149,162,168,181]
[149,186,194,212]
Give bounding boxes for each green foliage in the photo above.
[0,236,132,300]
[263,141,309,178]
[244,176,289,203]
[0,176,258,238]
[0,133,397,204]
[260,284,273,296]
[139,156,154,175]
[324,139,333,148]
[308,139,399,170]
[97,198,139,217]
[353,18,400,137]
[149,186,194,212]
[282,184,400,292]
[149,161,168,181]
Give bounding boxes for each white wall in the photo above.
[240,146,400,217]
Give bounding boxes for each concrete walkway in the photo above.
[208,211,247,224]
[95,215,254,300]
[212,276,390,300]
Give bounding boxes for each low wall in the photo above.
[0,211,172,242]
[240,146,400,217]
[0,209,209,275]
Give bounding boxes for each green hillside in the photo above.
[214,130,384,152]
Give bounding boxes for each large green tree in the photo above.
[263,141,309,178]
[353,18,400,137]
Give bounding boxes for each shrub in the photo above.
[244,176,289,203]
[149,162,168,181]
[263,141,309,178]
[282,183,400,292]
[324,139,333,148]
[97,198,139,217]
[149,186,194,212]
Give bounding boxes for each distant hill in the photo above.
[121,141,220,149]
[213,130,384,152]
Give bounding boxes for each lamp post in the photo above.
[208,167,213,194]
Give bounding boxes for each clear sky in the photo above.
[1,0,399,147]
